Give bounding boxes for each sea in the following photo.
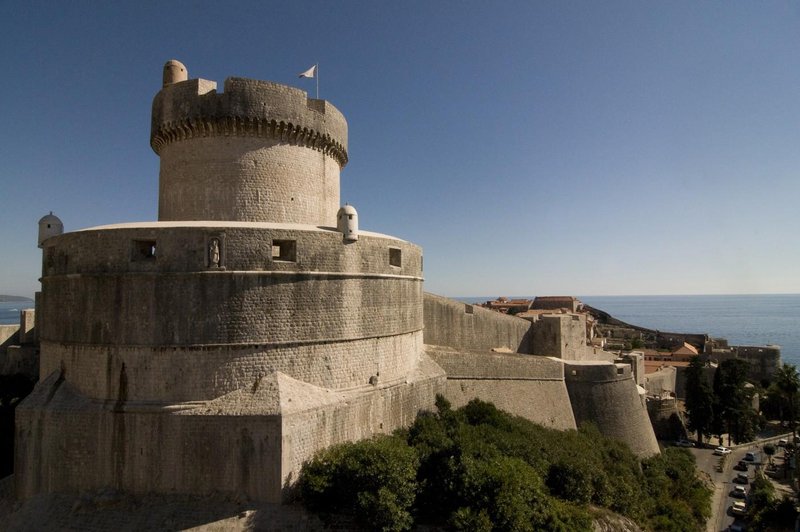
[3,294,798,366]
[0,300,34,325]
[458,294,800,368]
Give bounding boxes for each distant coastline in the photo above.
[0,295,33,303]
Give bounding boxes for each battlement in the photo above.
[151,77,348,165]
[151,61,349,226]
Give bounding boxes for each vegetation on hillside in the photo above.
[299,397,711,531]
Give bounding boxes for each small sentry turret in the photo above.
[162,59,188,87]
[37,212,63,248]
[337,204,358,241]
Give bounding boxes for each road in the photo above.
[691,443,771,532]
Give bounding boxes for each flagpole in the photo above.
[316,63,319,99]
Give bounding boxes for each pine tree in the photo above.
[684,356,714,444]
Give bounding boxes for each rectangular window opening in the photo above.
[272,240,297,262]
[465,304,474,314]
[132,239,157,261]
[389,247,402,267]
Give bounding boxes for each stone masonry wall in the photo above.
[16,372,284,502]
[17,355,446,503]
[428,347,576,430]
[157,137,340,225]
[564,361,659,457]
[40,332,422,403]
[151,77,348,226]
[530,314,588,358]
[38,225,422,397]
[423,293,533,353]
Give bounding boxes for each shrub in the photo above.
[299,435,418,531]
[298,399,711,531]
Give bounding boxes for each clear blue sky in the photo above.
[2,1,798,299]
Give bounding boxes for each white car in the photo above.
[714,446,732,455]
[731,501,747,516]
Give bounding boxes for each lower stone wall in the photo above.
[644,366,677,396]
[423,293,533,353]
[281,353,446,492]
[16,353,446,503]
[646,396,687,441]
[428,347,576,430]
[15,371,284,501]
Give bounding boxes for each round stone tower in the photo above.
[151,71,348,225]
[17,61,445,503]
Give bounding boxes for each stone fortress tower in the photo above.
[16,60,446,502]
[15,60,658,513]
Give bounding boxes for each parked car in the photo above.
[729,522,746,532]
[731,501,747,516]
[676,439,695,447]
[714,446,732,455]
[778,438,788,447]
[734,472,749,484]
[733,460,748,471]
[744,452,756,461]
[731,485,747,498]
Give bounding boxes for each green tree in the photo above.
[299,435,419,531]
[684,356,714,444]
[713,359,754,445]
[763,444,776,465]
[774,364,800,439]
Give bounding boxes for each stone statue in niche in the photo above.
[208,238,220,268]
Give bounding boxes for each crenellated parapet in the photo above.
[152,73,349,225]
[151,78,348,166]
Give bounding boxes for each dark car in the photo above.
[733,460,748,471]
[744,452,756,461]
[734,472,749,484]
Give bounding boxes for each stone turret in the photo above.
[151,67,348,225]
[37,212,63,248]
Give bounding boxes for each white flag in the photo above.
[298,65,317,78]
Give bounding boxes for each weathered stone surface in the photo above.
[15,59,660,518]
[428,346,577,430]
[564,361,660,457]
[17,63,445,505]
[423,293,533,352]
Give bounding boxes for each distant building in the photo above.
[480,296,532,314]
[532,296,582,313]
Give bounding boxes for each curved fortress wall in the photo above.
[564,361,660,457]
[152,78,348,225]
[38,225,423,401]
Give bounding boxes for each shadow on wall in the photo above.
[0,374,36,477]
[5,491,327,531]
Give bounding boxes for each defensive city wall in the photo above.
[422,293,659,455]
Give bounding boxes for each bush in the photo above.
[299,435,418,531]
[298,399,711,531]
